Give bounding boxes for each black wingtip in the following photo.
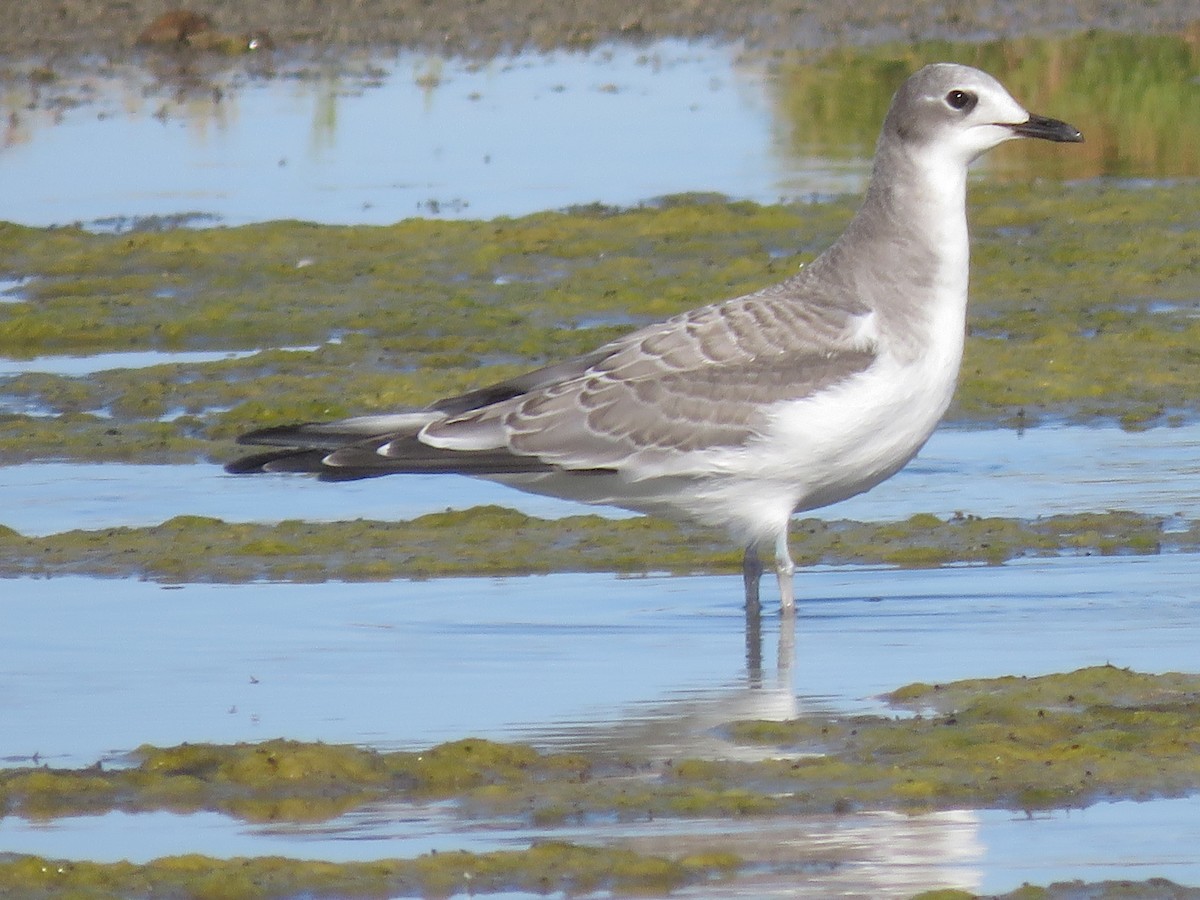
[223,448,327,475]
[234,422,321,446]
[223,451,278,474]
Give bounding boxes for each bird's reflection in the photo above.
[534,596,799,762]
[520,595,985,896]
[744,592,795,690]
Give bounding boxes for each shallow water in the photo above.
[3,34,1194,228]
[0,276,34,302]
[2,423,1199,535]
[2,552,1200,893]
[0,43,798,227]
[4,798,1200,896]
[3,551,1198,766]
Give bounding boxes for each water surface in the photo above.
[3,552,1198,768]
[3,552,1199,893]
[2,424,1198,535]
[0,43,791,227]
[4,798,1199,897]
[2,33,1194,228]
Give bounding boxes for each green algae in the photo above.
[4,668,1199,897]
[0,414,211,465]
[4,668,1199,825]
[887,664,1200,713]
[0,200,811,359]
[0,508,1191,581]
[0,842,741,899]
[953,178,1200,427]
[0,860,1194,900]
[729,665,1200,813]
[1,178,1199,466]
[2,737,590,823]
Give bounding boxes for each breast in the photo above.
[758,325,964,513]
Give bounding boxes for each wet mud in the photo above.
[3,0,1197,62]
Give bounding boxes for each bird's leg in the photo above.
[742,545,764,684]
[774,530,796,613]
[742,544,764,609]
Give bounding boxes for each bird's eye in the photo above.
[945,89,977,112]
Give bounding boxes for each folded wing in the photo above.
[227,276,878,481]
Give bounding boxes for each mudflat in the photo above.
[3,0,1198,61]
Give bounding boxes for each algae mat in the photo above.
[1,183,1199,472]
[0,508,1190,582]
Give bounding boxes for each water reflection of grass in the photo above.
[772,31,1200,178]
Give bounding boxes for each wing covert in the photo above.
[421,281,880,473]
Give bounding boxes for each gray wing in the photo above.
[229,274,877,478]
[413,279,878,472]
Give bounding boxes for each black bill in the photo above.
[1010,113,1084,143]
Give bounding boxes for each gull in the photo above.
[226,63,1082,612]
